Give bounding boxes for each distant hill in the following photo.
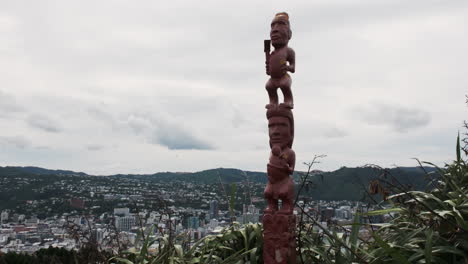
[108,168,330,183]
[0,166,31,177]
[110,168,272,183]
[301,166,436,201]
[107,166,438,201]
[1,166,88,176]
[18,166,88,176]
[0,166,437,201]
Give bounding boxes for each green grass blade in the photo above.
[425,229,433,264]
[457,132,461,163]
[349,213,360,252]
[362,208,402,216]
[109,257,135,264]
[373,233,410,264]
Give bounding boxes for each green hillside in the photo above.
[302,166,434,201]
[0,165,435,202]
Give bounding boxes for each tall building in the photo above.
[187,216,200,229]
[335,206,351,220]
[116,216,135,231]
[209,200,219,219]
[241,204,260,224]
[0,210,8,223]
[92,228,105,244]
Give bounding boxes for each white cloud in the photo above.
[0,0,466,174]
[27,114,62,133]
[352,102,431,133]
[0,91,23,116]
[86,144,105,151]
[0,136,31,149]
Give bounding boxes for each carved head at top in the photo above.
[270,12,292,49]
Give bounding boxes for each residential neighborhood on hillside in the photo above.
[0,166,392,254]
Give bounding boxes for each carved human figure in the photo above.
[264,111,295,214]
[265,12,295,109]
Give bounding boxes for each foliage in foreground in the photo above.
[111,222,263,264]
[362,136,468,263]
[0,247,78,264]
[111,137,467,264]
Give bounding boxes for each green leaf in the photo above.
[249,247,257,263]
[139,225,155,259]
[372,233,411,264]
[425,229,433,264]
[349,212,360,251]
[174,244,183,258]
[335,252,347,264]
[362,208,402,216]
[185,236,206,257]
[109,257,135,264]
[188,257,200,264]
[456,132,461,163]
[432,246,468,256]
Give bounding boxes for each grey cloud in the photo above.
[323,127,348,138]
[151,116,214,150]
[127,114,153,135]
[87,105,117,124]
[296,121,348,139]
[0,91,23,116]
[86,144,105,151]
[20,0,458,86]
[124,112,213,150]
[231,105,246,128]
[0,136,31,149]
[27,114,62,133]
[353,103,431,132]
[0,1,464,174]
[152,126,213,150]
[35,145,51,150]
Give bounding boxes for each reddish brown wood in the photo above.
[263,12,297,264]
[263,213,296,264]
[265,12,295,110]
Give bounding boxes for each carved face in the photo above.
[268,116,291,148]
[270,16,291,48]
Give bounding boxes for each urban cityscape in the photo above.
[0,166,387,254]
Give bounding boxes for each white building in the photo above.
[114,208,130,216]
[241,204,260,224]
[335,206,352,220]
[116,216,135,231]
[1,211,8,223]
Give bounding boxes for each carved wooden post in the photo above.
[263,12,296,264]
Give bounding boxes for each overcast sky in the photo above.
[1,0,467,175]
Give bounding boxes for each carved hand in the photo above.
[282,64,295,75]
[265,61,270,75]
[279,158,289,168]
